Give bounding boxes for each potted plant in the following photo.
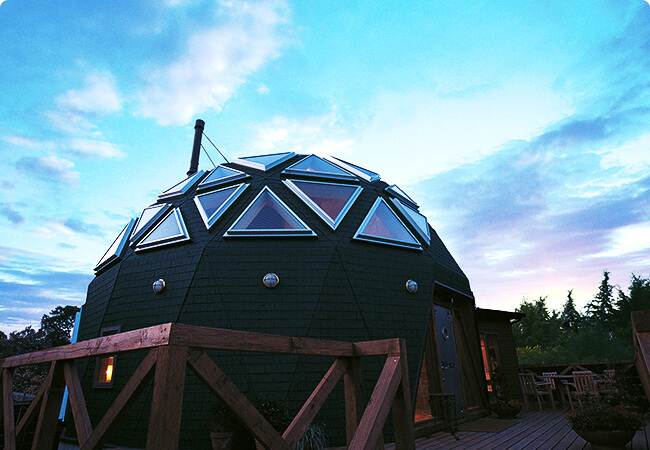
[296,423,328,450]
[489,367,521,419]
[566,394,644,449]
[489,398,522,419]
[209,402,238,450]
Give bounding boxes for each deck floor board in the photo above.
[379,409,649,449]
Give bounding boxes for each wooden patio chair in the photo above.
[563,370,598,409]
[518,373,555,411]
[597,369,617,394]
[542,371,566,407]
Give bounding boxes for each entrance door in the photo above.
[434,305,465,419]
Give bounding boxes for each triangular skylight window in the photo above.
[389,197,431,245]
[158,170,206,200]
[282,155,357,181]
[283,179,362,230]
[225,186,315,237]
[353,197,421,250]
[324,156,380,182]
[232,152,295,171]
[130,203,172,244]
[194,183,249,230]
[385,184,418,210]
[197,165,249,192]
[136,208,190,251]
[94,219,136,273]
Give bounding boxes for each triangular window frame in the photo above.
[232,152,295,172]
[283,179,362,230]
[158,170,206,200]
[385,184,419,210]
[130,203,172,245]
[194,183,249,230]
[282,155,357,182]
[197,165,249,192]
[324,156,380,182]
[94,218,137,273]
[225,186,316,237]
[135,208,190,251]
[389,197,431,246]
[353,197,422,250]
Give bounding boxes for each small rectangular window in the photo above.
[94,326,120,388]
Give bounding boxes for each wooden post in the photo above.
[32,361,66,450]
[146,345,188,450]
[391,339,415,450]
[348,356,402,450]
[63,361,92,446]
[344,357,363,446]
[3,368,16,450]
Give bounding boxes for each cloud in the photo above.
[138,0,290,125]
[55,73,122,115]
[63,218,104,237]
[250,112,354,156]
[0,246,91,333]
[15,156,80,186]
[0,204,24,225]
[67,138,126,159]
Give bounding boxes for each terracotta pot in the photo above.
[574,429,636,450]
[210,431,233,450]
[492,404,521,419]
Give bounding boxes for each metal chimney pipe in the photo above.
[187,119,205,176]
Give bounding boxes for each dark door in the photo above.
[434,304,465,419]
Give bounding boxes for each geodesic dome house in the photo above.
[72,122,489,448]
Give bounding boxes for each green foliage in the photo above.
[566,394,644,432]
[515,272,649,364]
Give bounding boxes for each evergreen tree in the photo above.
[560,289,582,333]
[513,296,560,348]
[586,270,616,330]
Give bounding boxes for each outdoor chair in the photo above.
[597,369,617,394]
[563,371,598,410]
[542,371,565,406]
[518,373,555,411]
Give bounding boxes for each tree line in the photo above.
[0,305,80,394]
[513,271,650,365]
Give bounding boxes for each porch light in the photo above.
[153,279,166,294]
[406,280,418,294]
[263,273,279,288]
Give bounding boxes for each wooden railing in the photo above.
[1,323,415,450]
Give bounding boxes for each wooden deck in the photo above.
[387,410,650,449]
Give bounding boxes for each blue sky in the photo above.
[1,0,649,333]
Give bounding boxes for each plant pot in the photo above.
[210,431,233,450]
[492,404,522,419]
[574,429,636,450]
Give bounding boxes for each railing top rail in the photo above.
[1,323,403,369]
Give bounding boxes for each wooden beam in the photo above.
[169,324,354,356]
[353,339,402,356]
[390,339,415,450]
[63,361,92,446]
[15,375,46,439]
[3,368,16,450]
[348,356,402,450]
[283,358,347,447]
[344,357,363,446]
[186,348,289,450]
[82,348,158,450]
[32,361,66,450]
[146,346,188,450]
[3,323,172,368]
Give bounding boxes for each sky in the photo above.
[1,0,649,334]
